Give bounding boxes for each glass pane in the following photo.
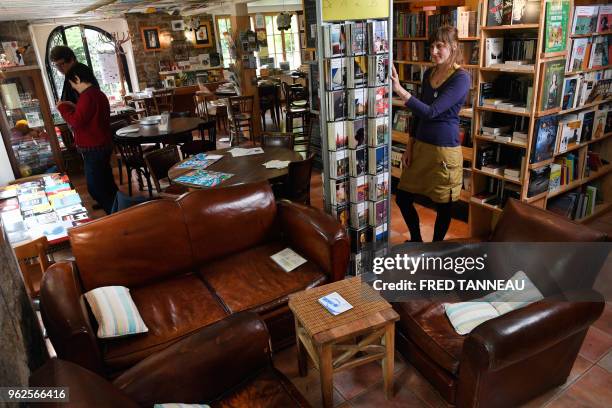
[64,26,87,65]
[84,28,123,104]
[48,31,66,103]
[266,16,274,33]
[0,76,55,175]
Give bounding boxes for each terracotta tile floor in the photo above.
[62,136,612,407]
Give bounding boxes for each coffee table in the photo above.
[288,277,399,408]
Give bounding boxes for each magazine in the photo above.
[175,170,233,187]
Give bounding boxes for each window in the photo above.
[216,16,234,68]
[261,14,301,70]
[45,25,132,105]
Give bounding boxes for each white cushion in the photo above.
[480,271,544,315]
[443,302,500,335]
[84,286,148,339]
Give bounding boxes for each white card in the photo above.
[318,292,353,316]
[271,248,307,272]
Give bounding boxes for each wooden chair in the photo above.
[152,89,175,115]
[194,92,228,133]
[143,146,188,197]
[113,138,153,198]
[281,153,314,205]
[258,82,281,131]
[282,82,309,135]
[110,120,129,185]
[227,95,255,145]
[181,120,217,157]
[13,236,52,298]
[262,132,294,149]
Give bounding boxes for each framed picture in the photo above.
[193,22,212,48]
[141,27,161,51]
[171,20,185,31]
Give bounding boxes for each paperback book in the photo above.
[543,0,569,54]
[327,121,347,151]
[348,118,367,148]
[327,90,346,120]
[368,199,388,227]
[530,115,559,163]
[349,148,367,177]
[528,166,551,197]
[368,171,389,201]
[368,116,389,147]
[349,175,368,202]
[540,60,565,111]
[368,146,388,174]
[323,24,345,57]
[330,179,348,206]
[368,20,389,54]
[561,76,580,110]
[368,86,389,117]
[572,6,599,34]
[348,21,367,55]
[350,201,368,228]
[597,5,612,33]
[487,0,512,26]
[368,55,389,87]
[330,149,349,179]
[174,170,233,187]
[347,87,367,118]
[372,223,388,244]
[568,38,589,72]
[325,58,344,90]
[349,226,371,253]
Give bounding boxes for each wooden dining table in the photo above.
[168,146,303,189]
[114,117,204,144]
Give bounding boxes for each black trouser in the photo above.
[80,145,118,215]
[395,190,453,242]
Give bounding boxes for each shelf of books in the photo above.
[470,0,612,236]
[317,1,393,276]
[391,0,481,204]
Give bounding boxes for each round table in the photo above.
[114,117,204,144]
[168,146,302,188]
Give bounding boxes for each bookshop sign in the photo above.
[321,0,389,22]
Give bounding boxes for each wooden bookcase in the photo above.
[470,0,612,237]
[391,0,481,204]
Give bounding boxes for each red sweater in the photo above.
[57,86,112,148]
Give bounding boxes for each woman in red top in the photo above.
[57,63,117,214]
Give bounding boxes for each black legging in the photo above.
[396,190,453,242]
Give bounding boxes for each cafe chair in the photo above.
[110,120,129,185]
[258,82,281,131]
[56,124,81,173]
[143,146,189,198]
[227,95,255,146]
[151,89,175,115]
[14,236,53,299]
[282,82,309,135]
[262,132,294,149]
[113,138,154,198]
[195,92,228,134]
[278,153,314,205]
[181,119,217,157]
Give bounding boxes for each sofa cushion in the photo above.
[394,300,465,375]
[84,286,149,338]
[211,368,309,408]
[70,199,195,291]
[102,274,229,372]
[199,242,327,314]
[179,182,278,266]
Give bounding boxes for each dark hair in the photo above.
[66,63,98,85]
[49,45,76,62]
[429,25,463,66]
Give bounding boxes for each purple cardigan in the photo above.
[405,68,471,147]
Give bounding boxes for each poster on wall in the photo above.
[97,53,120,85]
[2,41,25,66]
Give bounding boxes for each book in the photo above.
[588,35,609,69]
[578,109,596,142]
[572,6,599,35]
[368,146,388,174]
[540,60,565,111]
[352,55,368,87]
[174,170,233,187]
[348,21,367,55]
[349,175,367,202]
[487,0,512,26]
[330,179,348,206]
[347,87,367,118]
[325,58,344,90]
[556,115,582,153]
[327,90,346,120]
[318,292,353,316]
[367,55,389,86]
[597,5,612,33]
[330,149,349,179]
[530,115,559,163]
[271,248,307,272]
[327,121,347,151]
[528,166,551,197]
[373,223,388,244]
[593,109,608,139]
[368,172,389,201]
[323,24,345,57]
[512,0,541,24]
[348,148,367,177]
[333,204,349,227]
[485,38,504,66]
[561,76,580,110]
[543,0,569,54]
[368,20,388,54]
[368,116,389,147]
[350,201,368,228]
[368,199,388,227]
[568,38,589,72]
[349,226,371,252]
[368,86,389,117]
[348,118,367,148]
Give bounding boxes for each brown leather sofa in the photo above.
[40,181,349,377]
[30,312,311,407]
[393,199,607,407]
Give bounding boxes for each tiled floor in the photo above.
[63,135,611,407]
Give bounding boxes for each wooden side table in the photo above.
[288,277,399,408]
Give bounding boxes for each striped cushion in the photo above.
[154,405,210,408]
[443,302,500,335]
[84,286,148,339]
[480,271,544,315]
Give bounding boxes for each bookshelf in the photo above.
[469,0,612,236]
[391,0,481,204]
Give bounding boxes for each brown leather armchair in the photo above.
[394,199,607,407]
[30,312,311,407]
[40,181,349,378]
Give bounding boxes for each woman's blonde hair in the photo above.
[429,25,463,66]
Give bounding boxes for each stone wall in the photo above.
[0,20,37,66]
[0,232,47,393]
[125,13,217,87]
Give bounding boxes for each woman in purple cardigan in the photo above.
[391,26,471,242]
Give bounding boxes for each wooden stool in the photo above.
[288,277,399,408]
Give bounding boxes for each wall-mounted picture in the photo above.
[171,20,185,31]
[193,22,212,48]
[141,27,161,51]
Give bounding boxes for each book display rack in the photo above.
[315,1,393,276]
[470,0,612,237]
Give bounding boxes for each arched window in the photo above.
[45,25,132,105]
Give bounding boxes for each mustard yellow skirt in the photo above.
[397,139,463,203]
